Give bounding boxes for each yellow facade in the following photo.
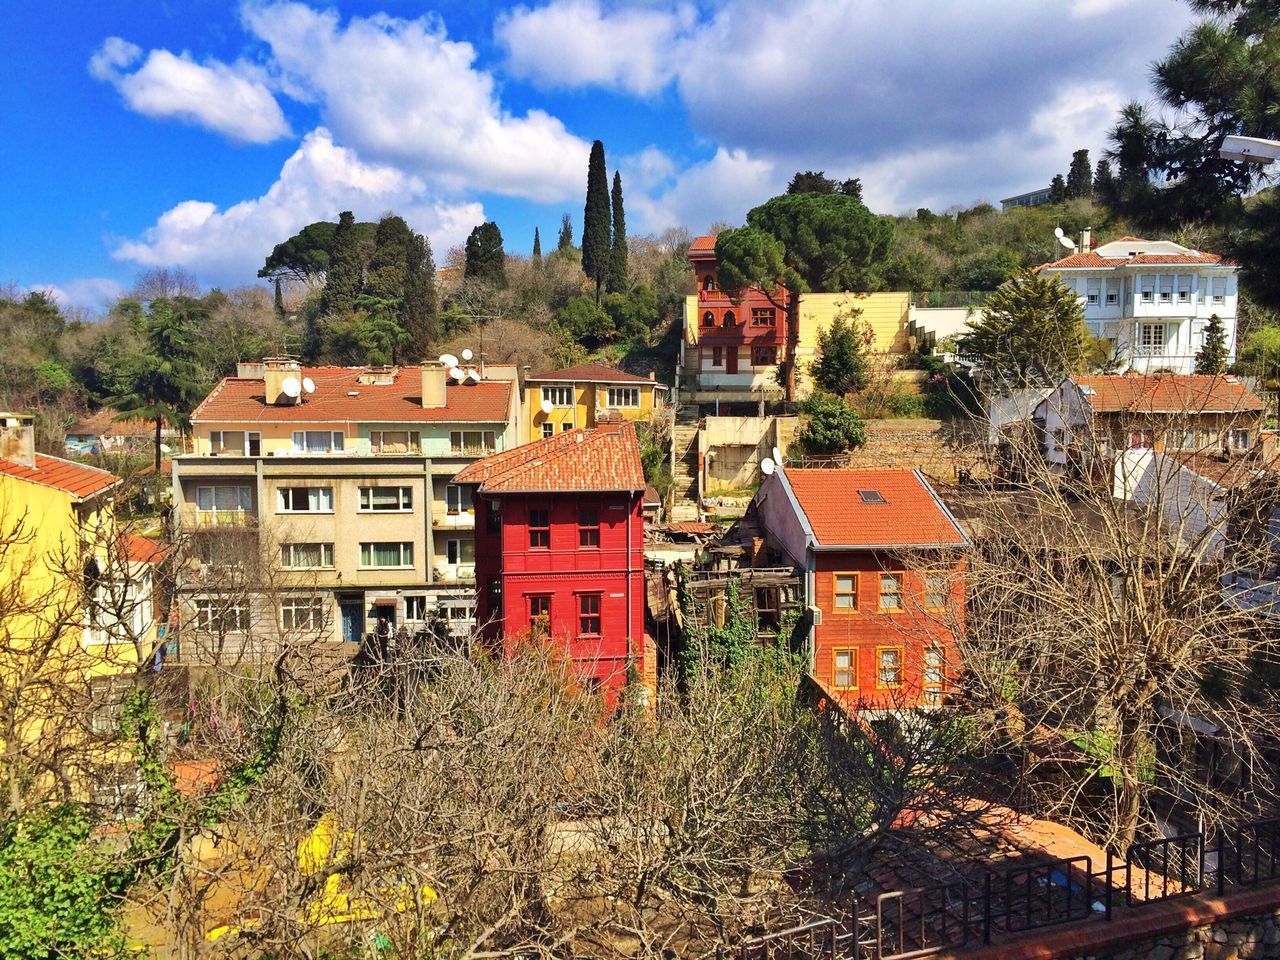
[795,292,912,397]
[525,379,666,444]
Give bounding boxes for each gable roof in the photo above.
[191,366,511,425]
[690,235,717,253]
[454,422,645,494]
[782,468,968,549]
[1069,375,1264,415]
[1037,248,1232,271]
[527,362,661,386]
[0,453,120,500]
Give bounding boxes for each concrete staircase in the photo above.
[671,410,701,522]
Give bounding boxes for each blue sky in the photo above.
[1,0,1196,309]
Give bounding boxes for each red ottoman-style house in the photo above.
[753,467,969,713]
[454,420,649,698]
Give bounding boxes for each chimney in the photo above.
[648,370,656,381]
[263,358,302,406]
[1081,228,1092,252]
[421,364,447,408]
[0,413,36,468]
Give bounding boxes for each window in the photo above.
[88,676,130,737]
[1169,427,1199,451]
[450,430,497,455]
[370,430,420,454]
[445,484,471,515]
[194,598,250,633]
[723,310,736,327]
[832,649,857,690]
[1176,275,1192,304]
[702,310,715,327]
[488,578,502,612]
[1106,279,1120,305]
[751,307,777,326]
[702,274,716,292]
[405,596,428,621]
[1129,429,1154,450]
[292,430,344,453]
[606,387,640,408]
[209,430,245,455]
[1158,275,1174,304]
[1140,323,1167,350]
[925,573,948,610]
[444,539,475,565]
[579,504,599,547]
[529,508,550,548]
[359,542,414,568]
[562,422,573,432]
[878,573,904,611]
[541,385,574,408]
[923,648,945,705]
[442,603,470,622]
[281,596,325,631]
[1211,277,1227,304]
[359,486,413,511]
[486,504,502,534]
[752,345,778,366]
[857,489,886,504]
[280,542,334,569]
[579,594,601,635]
[877,647,903,688]
[1139,276,1155,303]
[1231,429,1251,451]
[1086,279,1101,305]
[529,595,551,638]
[277,486,333,513]
[542,422,555,439]
[195,485,252,520]
[833,573,858,611]
[711,346,723,367]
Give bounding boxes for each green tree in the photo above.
[1231,187,1280,310]
[786,170,863,200]
[273,277,285,316]
[797,391,867,454]
[1066,149,1093,199]
[603,285,658,342]
[609,170,628,293]
[716,192,893,400]
[402,231,438,357]
[582,140,612,302]
[1049,174,1068,205]
[1238,324,1280,383]
[364,215,413,301]
[811,309,870,395]
[1093,158,1116,203]
[958,269,1091,385]
[464,221,508,288]
[532,227,542,265]
[321,211,362,317]
[952,247,1023,290]
[1195,314,1230,374]
[556,296,615,346]
[557,213,574,251]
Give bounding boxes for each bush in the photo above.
[798,391,867,454]
[885,392,924,418]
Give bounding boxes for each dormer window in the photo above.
[857,489,886,504]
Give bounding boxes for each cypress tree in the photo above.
[402,231,438,359]
[1049,174,1068,205]
[464,221,507,288]
[273,277,285,316]
[322,210,361,316]
[1093,159,1116,204]
[532,227,542,264]
[608,171,627,293]
[582,140,611,302]
[1066,149,1093,199]
[557,214,573,251]
[1195,314,1229,375]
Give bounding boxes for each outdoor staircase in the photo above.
[671,409,701,522]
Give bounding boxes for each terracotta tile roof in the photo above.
[0,453,120,500]
[527,362,658,385]
[659,521,719,535]
[454,422,645,493]
[690,235,717,253]
[1038,249,1230,270]
[191,366,511,425]
[120,534,167,565]
[1071,375,1264,414]
[784,468,968,548]
[1115,235,1149,242]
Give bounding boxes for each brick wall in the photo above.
[843,418,986,482]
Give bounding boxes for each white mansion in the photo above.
[1038,236,1239,375]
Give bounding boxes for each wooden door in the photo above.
[725,347,738,374]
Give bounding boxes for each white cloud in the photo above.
[625,146,783,235]
[89,37,291,144]
[240,2,591,202]
[496,0,694,95]
[113,129,482,285]
[34,278,126,313]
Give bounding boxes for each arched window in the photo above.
[703,274,716,292]
[723,310,736,327]
[702,311,714,327]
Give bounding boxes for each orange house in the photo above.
[753,468,969,714]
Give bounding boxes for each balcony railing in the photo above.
[433,510,476,529]
[194,510,256,527]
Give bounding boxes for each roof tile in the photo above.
[455,422,645,493]
[1071,375,1264,414]
[0,453,120,500]
[527,362,659,384]
[784,468,967,548]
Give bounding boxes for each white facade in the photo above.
[1042,238,1239,376]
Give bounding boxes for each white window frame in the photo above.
[276,486,334,513]
[280,542,335,570]
[541,385,574,408]
[405,596,428,621]
[1158,275,1174,304]
[542,422,555,439]
[1176,275,1193,304]
[450,431,497,455]
[291,430,345,454]
[1211,277,1227,305]
[1105,279,1120,305]
[193,598,250,633]
[1086,279,1101,306]
[445,484,471,515]
[1231,429,1251,451]
[281,595,325,631]
[209,430,245,455]
[606,386,640,409]
[195,485,252,515]
[359,542,414,569]
[1139,276,1155,304]
[369,430,421,454]
[1140,323,1167,350]
[358,486,413,512]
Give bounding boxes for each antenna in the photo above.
[302,377,316,394]
[281,376,302,399]
[760,457,776,476]
[439,353,458,368]
[461,348,474,362]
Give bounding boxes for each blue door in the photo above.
[341,603,363,643]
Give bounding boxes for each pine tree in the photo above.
[464,221,507,288]
[608,170,627,293]
[532,227,542,265]
[322,210,361,316]
[582,140,611,302]
[1093,158,1116,204]
[557,214,573,251]
[401,231,438,359]
[1049,174,1068,205]
[1195,314,1229,375]
[1066,149,1093,199]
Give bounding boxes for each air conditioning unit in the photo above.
[809,606,823,626]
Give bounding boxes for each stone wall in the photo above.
[843,418,986,481]
[1066,908,1280,960]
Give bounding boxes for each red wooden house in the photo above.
[753,467,969,713]
[454,421,649,697]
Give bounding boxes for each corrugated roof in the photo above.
[0,453,120,500]
[454,422,645,493]
[191,366,511,425]
[784,468,967,548]
[528,362,658,384]
[1071,375,1264,414]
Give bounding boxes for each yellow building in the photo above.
[0,413,156,807]
[793,292,912,397]
[525,363,668,443]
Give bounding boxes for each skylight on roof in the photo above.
[857,489,886,504]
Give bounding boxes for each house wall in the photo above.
[699,416,797,492]
[191,419,510,458]
[753,472,809,569]
[526,381,663,443]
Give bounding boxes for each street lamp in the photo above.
[1220,135,1280,166]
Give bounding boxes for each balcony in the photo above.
[434,563,476,583]
[433,509,476,530]
[192,509,257,528]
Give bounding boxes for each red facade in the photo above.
[689,239,789,373]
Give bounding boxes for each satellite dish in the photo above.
[439,353,458,368]
[449,366,465,381]
[159,444,171,454]
[281,376,302,398]
[772,446,782,464]
[302,377,316,394]
[467,369,481,383]
[461,348,474,361]
[760,457,776,476]
[540,398,555,415]
[1054,227,1065,238]
[1058,235,1078,251]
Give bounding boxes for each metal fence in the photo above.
[736,817,1280,960]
